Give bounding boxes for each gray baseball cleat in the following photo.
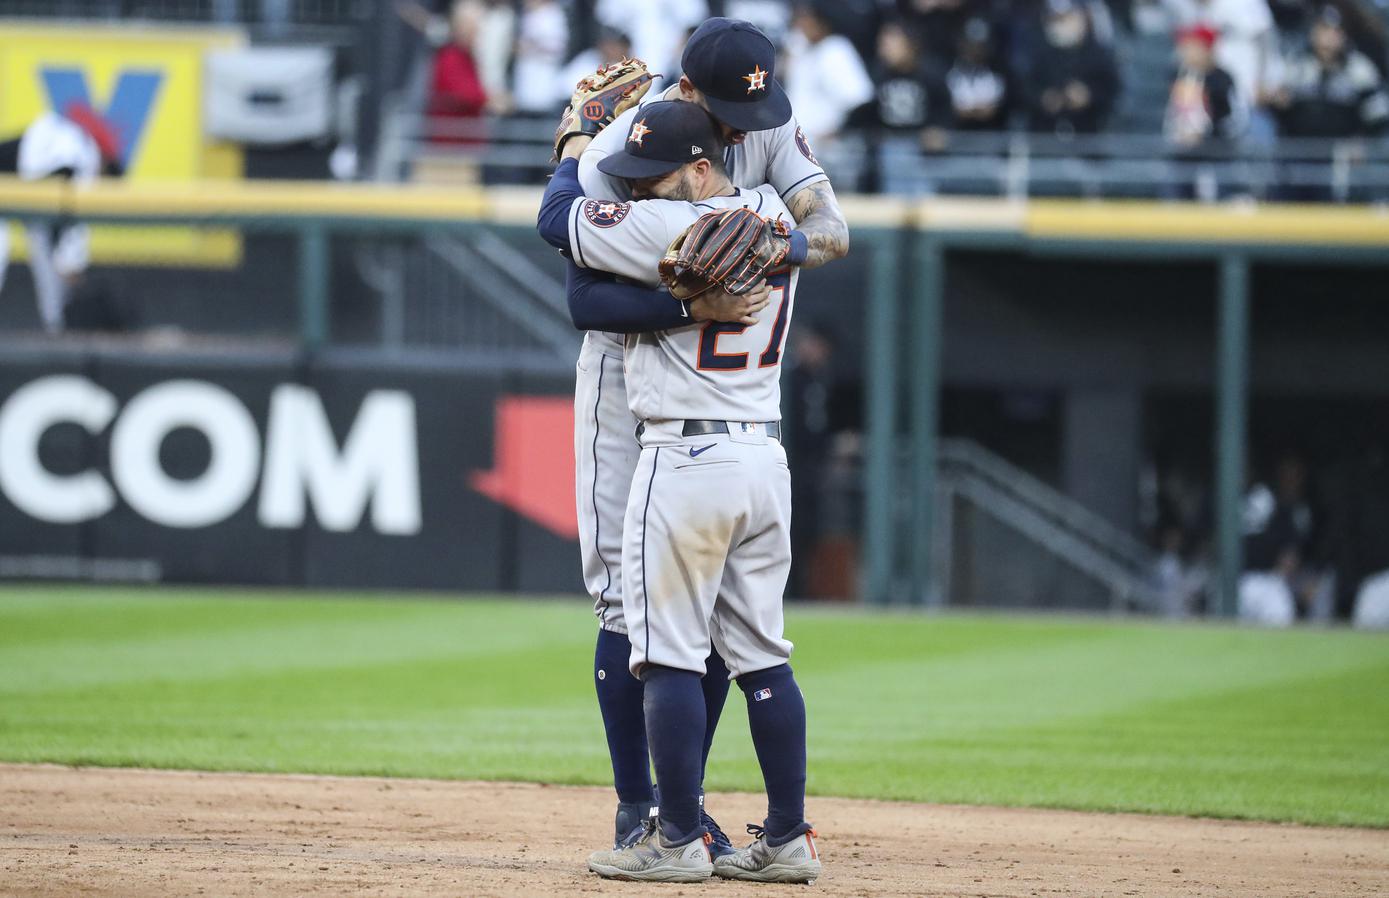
[588,820,714,882]
[713,823,822,883]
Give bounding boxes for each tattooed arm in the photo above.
[786,180,850,269]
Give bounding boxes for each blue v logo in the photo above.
[40,67,163,168]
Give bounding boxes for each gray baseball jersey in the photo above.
[567,185,797,426]
[572,87,828,637]
[577,83,827,354]
[568,183,801,678]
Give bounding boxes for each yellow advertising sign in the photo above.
[0,22,245,266]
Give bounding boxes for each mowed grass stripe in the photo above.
[0,587,1385,826]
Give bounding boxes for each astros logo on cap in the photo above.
[743,65,768,93]
[629,120,652,146]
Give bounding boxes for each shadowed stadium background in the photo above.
[0,0,1387,863]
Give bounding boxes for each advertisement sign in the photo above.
[0,22,245,266]
[0,352,583,594]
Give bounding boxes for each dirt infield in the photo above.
[2,765,1384,897]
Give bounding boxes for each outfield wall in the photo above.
[0,344,582,593]
[5,179,1389,606]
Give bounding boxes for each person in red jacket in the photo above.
[427,1,489,143]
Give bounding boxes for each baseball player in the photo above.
[552,17,849,859]
[538,99,820,884]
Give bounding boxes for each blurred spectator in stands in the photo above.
[946,17,1011,131]
[596,0,708,90]
[854,17,949,190]
[1268,0,1388,77]
[1027,0,1120,136]
[476,0,518,115]
[808,0,887,64]
[868,20,950,140]
[1163,0,1282,139]
[1151,523,1207,616]
[1164,24,1244,148]
[0,105,122,334]
[513,0,570,115]
[1328,0,1389,77]
[425,1,489,142]
[1240,454,1328,623]
[897,0,975,69]
[558,28,634,103]
[725,1,794,47]
[399,0,515,116]
[1269,6,1389,137]
[785,1,876,145]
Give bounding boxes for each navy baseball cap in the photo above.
[680,18,792,133]
[596,100,723,180]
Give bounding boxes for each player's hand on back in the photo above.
[688,281,771,326]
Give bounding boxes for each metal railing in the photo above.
[415,231,578,356]
[0,177,581,361]
[935,438,1163,612]
[396,113,1389,201]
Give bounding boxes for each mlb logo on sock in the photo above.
[753,688,773,702]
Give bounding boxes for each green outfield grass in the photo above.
[1,587,1386,827]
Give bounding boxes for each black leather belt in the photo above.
[636,420,781,441]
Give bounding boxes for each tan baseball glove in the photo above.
[553,58,656,159]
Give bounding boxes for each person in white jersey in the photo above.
[553,16,849,860]
[538,99,821,884]
[0,104,123,333]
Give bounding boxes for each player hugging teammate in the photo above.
[536,17,849,885]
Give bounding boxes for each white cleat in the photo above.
[713,824,822,884]
[587,821,714,882]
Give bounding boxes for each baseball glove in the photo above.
[658,208,792,300]
[553,58,656,158]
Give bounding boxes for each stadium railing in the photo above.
[397,114,1389,202]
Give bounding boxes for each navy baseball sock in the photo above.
[700,647,731,777]
[594,628,653,805]
[641,664,707,844]
[738,663,808,844]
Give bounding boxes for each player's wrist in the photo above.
[559,133,595,161]
[785,230,809,267]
